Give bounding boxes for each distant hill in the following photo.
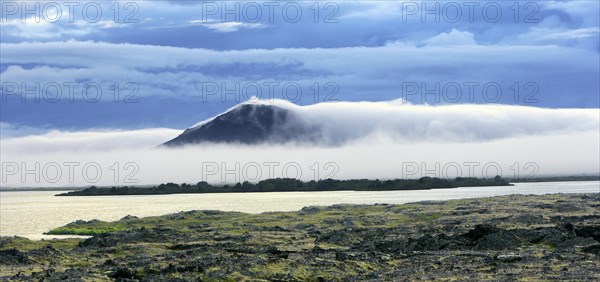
[162,103,321,146]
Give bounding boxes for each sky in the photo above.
[0,1,599,187]
[1,0,599,130]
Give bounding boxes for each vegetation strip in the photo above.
[57,176,511,196]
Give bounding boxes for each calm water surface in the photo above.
[1,181,598,239]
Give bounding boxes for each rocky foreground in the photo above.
[1,193,599,281]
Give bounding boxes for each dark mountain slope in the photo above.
[162,104,321,146]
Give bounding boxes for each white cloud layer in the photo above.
[230,99,599,145]
[1,101,598,187]
[188,20,267,33]
[425,29,476,46]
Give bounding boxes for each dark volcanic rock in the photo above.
[0,249,30,265]
[463,224,500,241]
[574,225,600,242]
[583,244,600,255]
[109,267,139,280]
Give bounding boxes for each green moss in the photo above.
[46,226,124,235]
[0,237,80,251]
[63,259,94,267]
[413,212,443,222]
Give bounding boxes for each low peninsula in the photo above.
[57,176,511,196]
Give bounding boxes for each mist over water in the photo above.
[1,101,599,187]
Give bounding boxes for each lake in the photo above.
[1,181,598,239]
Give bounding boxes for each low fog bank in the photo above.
[1,101,599,187]
[2,132,598,187]
[281,100,600,144]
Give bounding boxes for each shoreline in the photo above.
[1,176,596,194]
[2,182,598,240]
[2,193,599,280]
